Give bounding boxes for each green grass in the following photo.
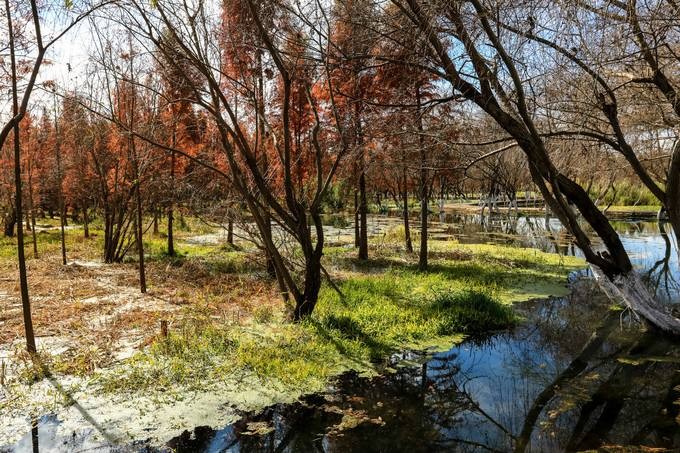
[591,182,662,207]
[98,239,583,396]
[605,205,661,214]
[1,216,585,403]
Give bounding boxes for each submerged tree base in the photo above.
[592,266,680,335]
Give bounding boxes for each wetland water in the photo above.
[4,213,680,452]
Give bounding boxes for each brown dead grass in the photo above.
[0,230,282,377]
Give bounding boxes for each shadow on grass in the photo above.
[331,253,566,294]
[309,315,393,364]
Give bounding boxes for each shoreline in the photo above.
[0,233,584,448]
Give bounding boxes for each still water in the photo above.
[164,294,680,452]
[5,214,680,452]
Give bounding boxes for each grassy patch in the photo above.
[1,216,585,415]
[429,291,515,334]
[606,205,661,214]
[100,239,583,396]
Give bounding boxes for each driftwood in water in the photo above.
[592,266,680,335]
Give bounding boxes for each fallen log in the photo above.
[591,265,680,335]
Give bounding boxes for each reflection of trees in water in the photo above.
[426,349,516,452]
[645,221,680,303]
[512,302,680,452]
[164,298,680,453]
[563,333,677,450]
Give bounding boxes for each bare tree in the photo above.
[390,0,680,333]
[95,0,351,320]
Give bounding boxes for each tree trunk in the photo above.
[264,213,276,278]
[28,175,38,258]
[83,207,89,239]
[59,202,67,265]
[403,187,413,253]
[167,207,175,256]
[6,1,36,353]
[419,193,428,270]
[15,128,35,353]
[354,190,359,247]
[54,94,67,266]
[402,142,413,253]
[254,51,276,278]
[592,267,680,334]
[359,171,368,260]
[292,213,324,321]
[136,181,147,293]
[227,217,234,245]
[30,211,37,259]
[416,84,428,271]
[167,147,176,257]
[355,95,369,260]
[293,253,322,321]
[665,140,680,243]
[4,209,16,237]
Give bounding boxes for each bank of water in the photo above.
[162,291,680,452]
[4,214,680,452]
[10,284,679,452]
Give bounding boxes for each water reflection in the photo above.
[163,285,680,452]
[2,415,113,452]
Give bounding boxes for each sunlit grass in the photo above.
[2,215,586,400]
[99,238,583,395]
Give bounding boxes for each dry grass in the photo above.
[0,223,282,377]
